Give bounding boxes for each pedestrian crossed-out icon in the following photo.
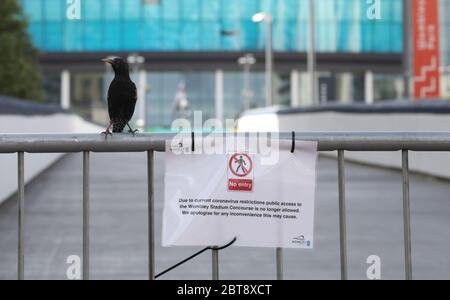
[229,153,253,177]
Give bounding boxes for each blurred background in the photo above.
[3,0,450,280]
[0,0,430,130]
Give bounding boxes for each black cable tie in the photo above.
[291,131,296,153]
[155,237,237,279]
[191,131,195,153]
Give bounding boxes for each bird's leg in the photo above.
[101,122,113,138]
[127,123,139,135]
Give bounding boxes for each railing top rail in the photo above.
[1,132,450,153]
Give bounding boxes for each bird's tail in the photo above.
[112,121,126,133]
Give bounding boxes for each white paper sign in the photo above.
[162,139,318,249]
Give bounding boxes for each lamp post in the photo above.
[308,0,317,104]
[252,12,274,107]
[238,54,256,111]
[127,53,146,130]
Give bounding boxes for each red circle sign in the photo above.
[229,153,253,177]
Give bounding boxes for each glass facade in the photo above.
[19,0,419,129]
[223,72,266,119]
[147,71,215,128]
[373,73,404,101]
[21,0,403,53]
[72,71,107,121]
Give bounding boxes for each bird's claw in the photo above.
[128,129,139,136]
[101,129,113,139]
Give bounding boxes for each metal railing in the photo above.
[2,132,450,280]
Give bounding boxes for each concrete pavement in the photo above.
[1,152,450,279]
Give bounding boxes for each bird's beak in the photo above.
[101,58,113,64]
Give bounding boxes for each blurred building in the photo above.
[19,0,410,128]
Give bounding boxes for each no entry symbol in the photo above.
[228,153,254,192]
[229,153,253,177]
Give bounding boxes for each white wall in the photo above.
[238,112,450,179]
[0,114,102,204]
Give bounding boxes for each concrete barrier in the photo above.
[0,113,102,204]
[238,102,450,179]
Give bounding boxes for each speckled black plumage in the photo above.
[102,57,137,133]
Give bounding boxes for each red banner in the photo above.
[412,0,441,99]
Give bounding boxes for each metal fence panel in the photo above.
[1,132,443,280]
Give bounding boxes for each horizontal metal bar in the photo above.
[1,132,450,153]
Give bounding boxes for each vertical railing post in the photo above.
[148,151,155,280]
[402,150,413,280]
[212,247,219,280]
[83,151,90,280]
[276,248,283,280]
[18,152,25,280]
[338,150,348,280]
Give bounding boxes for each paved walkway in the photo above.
[1,153,450,280]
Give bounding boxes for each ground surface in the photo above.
[1,153,449,280]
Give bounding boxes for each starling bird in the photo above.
[101,57,138,136]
